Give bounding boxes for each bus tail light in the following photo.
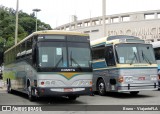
[118,77,124,83]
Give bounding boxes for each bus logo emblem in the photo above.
[61,69,75,72]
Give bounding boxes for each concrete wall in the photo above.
[54,10,160,43]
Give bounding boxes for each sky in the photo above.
[1,0,160,28]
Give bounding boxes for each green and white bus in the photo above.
[91,35,159,95]
[3,30,93,101]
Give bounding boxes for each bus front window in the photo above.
[38,42,67,68]
[115,44,139,64]
[68,42,91,68]
[139,45,156,64]
[115,44,156,64]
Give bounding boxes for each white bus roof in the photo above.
[5,30,89,54]
[91,35,145,47]
[151,41,160,48]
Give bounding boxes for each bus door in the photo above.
[105,46,116,67]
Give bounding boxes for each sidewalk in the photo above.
[0,80,6,91]
[0,87,6,91]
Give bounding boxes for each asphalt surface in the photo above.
[0,87,160,114]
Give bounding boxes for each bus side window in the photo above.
[26,38,32,51]
[92,47,105,60]
[155,48,160,60]
[105,46,115,66]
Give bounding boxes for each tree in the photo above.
[19,17,36,34]
[0,5,52,51]
[0,37,4,52]
[38,21,52,30]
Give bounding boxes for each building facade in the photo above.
[54,10,160,43]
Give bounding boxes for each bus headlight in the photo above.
[80,80,92,86]
[51,81,56,85]
[39,80,56,87]
[72,80,92,86]
[45,81,50,86]
[150,75,157,81]
[125,76,133,83]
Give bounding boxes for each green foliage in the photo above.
[0,5,52,51]
[0,37,4,52]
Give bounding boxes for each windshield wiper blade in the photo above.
[55,50,63,68]
[70,51,82,70]
[130,52,138,65]
[141,50,152,65]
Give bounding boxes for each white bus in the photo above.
[3,30,93,101]
[91,35,159,95]
[151,41,160,89]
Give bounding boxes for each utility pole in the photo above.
[33,9,41,31]
[15,0,19,45]
[102,0,106,37]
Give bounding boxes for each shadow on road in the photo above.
[94,91,157,99]
[10,90,86,104]
[6,89,159,105]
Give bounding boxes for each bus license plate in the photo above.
[138,77,145,80]
[64,88,73,92]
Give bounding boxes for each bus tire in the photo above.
[130,91,139,95]
[28,86,36,102]
[7,79,12,93]
[68,96,77,101]
[97,79,106,96]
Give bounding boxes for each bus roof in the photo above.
[33,30,89,36]
[91,35,145,47]
[4,30,89,54]
[106,35,140,41]
[90,37,107,47]
[151,41,160,48]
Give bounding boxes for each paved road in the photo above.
[0,88,160,114]
[0,89,160,105]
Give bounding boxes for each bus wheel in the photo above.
[7,80,12,93]
[28,86,36,101]
[98,79,106,96]
[130,91,139,95]
[68,96,77,101]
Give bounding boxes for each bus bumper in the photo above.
[116,83,158,92]
[32,87,92,97]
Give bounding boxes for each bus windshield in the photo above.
[115,44,156,64]
[38,42,91,68]
[38,42,67,68]
[68,42,91,68]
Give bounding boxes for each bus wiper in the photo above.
[130,52,138,65]
[55,50,63,68]
[70,51,82,70]
[141,50,152,65]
